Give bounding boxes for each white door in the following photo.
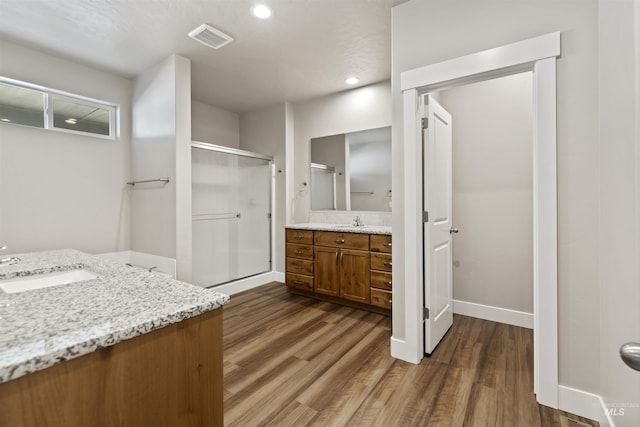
[423,94,454,354]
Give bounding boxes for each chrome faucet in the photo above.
[0,245,20,267]
[353,216,364,227]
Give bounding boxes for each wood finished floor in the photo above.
[223,282,599,427]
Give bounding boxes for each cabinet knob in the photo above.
[383,242,392,247]
[383,262,392,267]
[335,239,345,244]
[386,280,392,285]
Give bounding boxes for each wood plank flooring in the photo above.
[223,282,599,427]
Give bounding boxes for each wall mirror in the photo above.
[310,126,391,212]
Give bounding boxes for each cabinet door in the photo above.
[340,249,370,304]
[314,246,340,297]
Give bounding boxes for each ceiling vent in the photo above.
[188,24,234,50]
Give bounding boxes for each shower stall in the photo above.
[191,141,272,288]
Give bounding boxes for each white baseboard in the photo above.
[453,299,534,329]
[390,336,421,365]
[207,271,281,296]
[273,271,285,282]
[558,385,614,426]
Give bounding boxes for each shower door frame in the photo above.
[191,141,274,287]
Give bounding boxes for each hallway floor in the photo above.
[223,282,599,427]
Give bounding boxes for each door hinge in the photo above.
[423,307,430,320]
[421,117,428,129]
[422,211,429,223]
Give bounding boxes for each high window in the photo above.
[0,77,117,139]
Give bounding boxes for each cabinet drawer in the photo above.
[371,271,392,291]
[370,288,392,309]
[371,253,392,272]
[286,258,314,276]
[286,243,313,260]
[286,273,314,292]
[370,234,392,253]
[314,231,369,250]
[286,229,313,245]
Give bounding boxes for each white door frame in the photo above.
[393,32,560,408]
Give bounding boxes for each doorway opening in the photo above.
[394,32,560,408]
[437,72,534,329]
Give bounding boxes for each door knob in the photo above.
[620,342,640,371]
[449,227,459,234]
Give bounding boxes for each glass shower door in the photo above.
[310,163,336,210]
[192,145,272,287]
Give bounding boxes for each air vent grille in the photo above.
[188,24,233,50]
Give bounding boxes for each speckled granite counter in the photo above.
[285,223,392,235]
[0,249,229,384]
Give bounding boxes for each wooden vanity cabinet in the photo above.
[314,231,370,304]
[369,234,393,310]
[285,229,314,292]
[285,228,391,314]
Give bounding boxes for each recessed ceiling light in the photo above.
[251,4,273,19]
[65,118,77,125]
[0,118,10,122]
[345,77,360,85]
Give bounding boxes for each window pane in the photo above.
[0,83,45,128]
[52,98,111,136]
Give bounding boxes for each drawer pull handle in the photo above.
[383,262,392,267]
[295,234,304,239]
[294,280,306,286]
[335,239,345,244]
[295,250,305,254]
[294,264,303,269]
[384,299,392,304]
[383,242,392,247]
[386,280,392,285]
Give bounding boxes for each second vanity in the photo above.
[285,223,392,315]
[0,249,228,426]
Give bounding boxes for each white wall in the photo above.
[131,55,192,283]
[0,40,131,255]
[291,81,392,222]
[191,100,239,148]
[239,102,287,273]
[598,0,640,424]
[438,73,533,314]
[392,0,600,395]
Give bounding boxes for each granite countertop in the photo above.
[285,223,392,235]
[0,249,229,384]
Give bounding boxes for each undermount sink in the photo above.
[0,269,98,294]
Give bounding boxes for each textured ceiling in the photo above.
[0,0,407,113]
